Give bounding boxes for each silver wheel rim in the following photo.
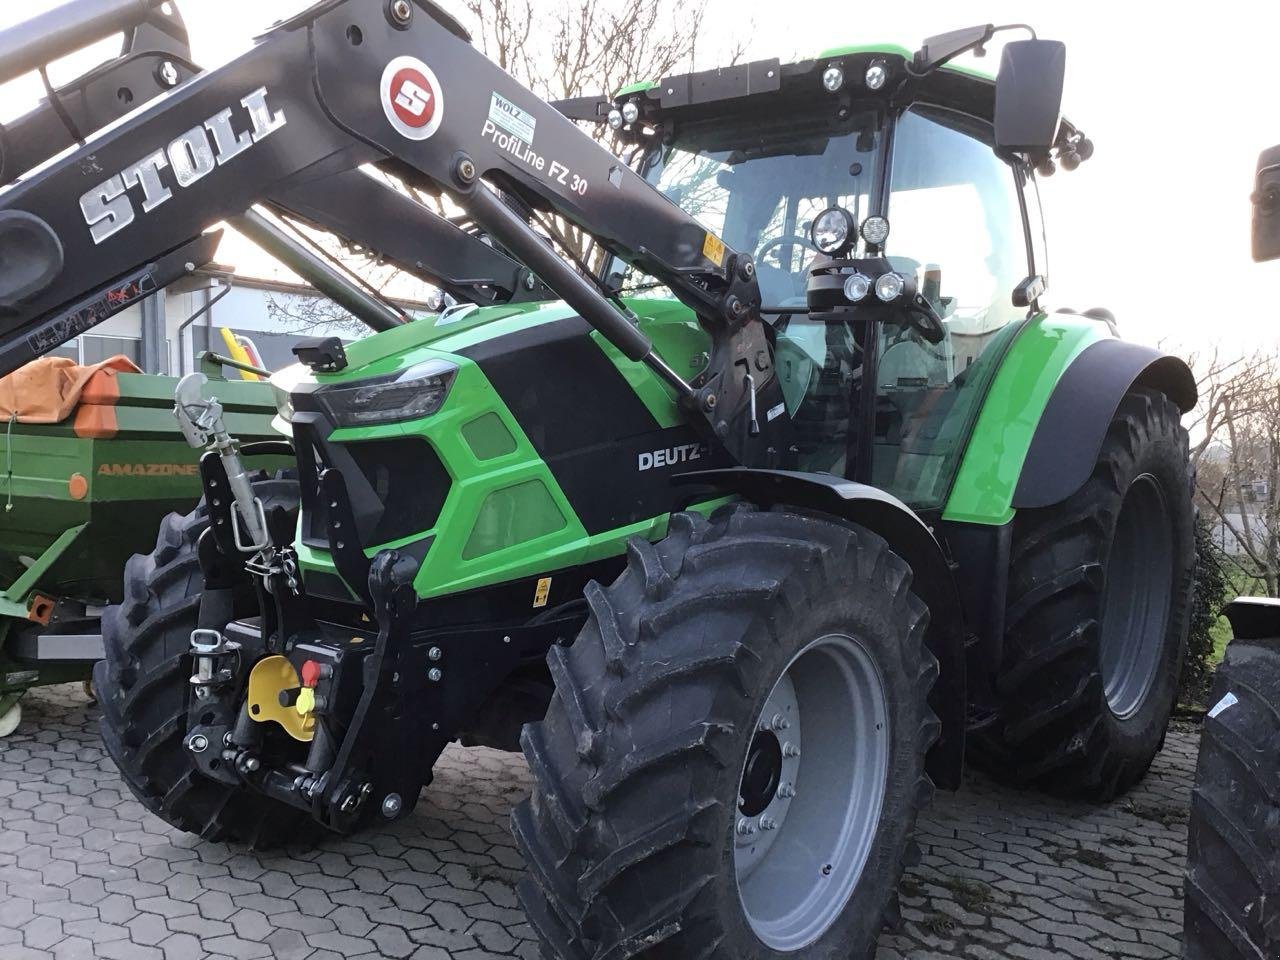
[1100,473,1174,720]
[734,633,890,951]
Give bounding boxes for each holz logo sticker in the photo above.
[381,56,444,141]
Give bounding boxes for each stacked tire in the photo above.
[1183,633,1280,960]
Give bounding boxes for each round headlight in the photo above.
[865,60,887,91]
[607,108,624,130]
[822,65,844,92]
[843,273,872,302]
[875,272,905,302]
[621,101,640,125]
[860,215,890,246]
[810,207,854,255]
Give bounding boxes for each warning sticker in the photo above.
[702,231,727,268]
[489,91,537,144]
[1208,691,1238,719]
[533,576,552,609]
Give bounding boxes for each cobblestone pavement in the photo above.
[0,684,1198,959]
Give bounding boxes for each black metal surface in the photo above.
[0,232,217,376]
[1013,338,1196,510]
[1223,597,1280,641]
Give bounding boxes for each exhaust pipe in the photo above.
[0,0,166,87]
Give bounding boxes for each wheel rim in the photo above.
[735,633,890,951]
[1100,473,1174,720]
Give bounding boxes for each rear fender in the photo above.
[676,467,967,790]
[1013,339,1196,510]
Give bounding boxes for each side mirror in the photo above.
[1253,145,1280,263]
[994,39,1066,154]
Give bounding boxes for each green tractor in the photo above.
[61,13,1197,960]
[1181,145,1280,960]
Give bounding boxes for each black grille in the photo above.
[297,419,450,550]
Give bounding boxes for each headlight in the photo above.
[843,272,872,302]
[316,358,457,428]
[875,272,905,302]
[810,207,855,256]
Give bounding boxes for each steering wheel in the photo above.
[756,235,818,271]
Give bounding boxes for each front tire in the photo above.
[973,387,1194,800]
[93,475,316,846]
[514,506,938,959]
[1183,636,1280,960]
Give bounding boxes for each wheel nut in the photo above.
[778,782,796,799]
[759,816,776,831]
[737,818,756,836]
[783,742,801,758]
[771,713,790,731]
[187,734,208,753]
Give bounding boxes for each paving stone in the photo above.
[0,683,1199,959]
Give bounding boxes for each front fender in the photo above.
[676,467,967,790]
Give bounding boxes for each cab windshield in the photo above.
[624,111,884,307]
[622,103,1033,510]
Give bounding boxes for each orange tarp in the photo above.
[0,355,141,425]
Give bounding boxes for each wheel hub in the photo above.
[734,633,890,952]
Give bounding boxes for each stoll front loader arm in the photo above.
[0,0,775,462]
[0,0,549,342]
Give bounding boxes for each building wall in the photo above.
[53,274,405,378]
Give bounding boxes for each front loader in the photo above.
[0,0,555,736]
[0,3,1197,957]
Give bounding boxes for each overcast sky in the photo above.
[1,0,1277,358]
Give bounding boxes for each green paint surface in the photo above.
[941,314,1111,525]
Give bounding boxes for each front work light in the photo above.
[621,101,640,125]
[822,65,845,92]
[875,272,905,302]
[811,207,855,256]
[865,60,888,90]
[860,216,890,246]
[843,273,872,302]
[316,358,458,427]
[607,109,624,130]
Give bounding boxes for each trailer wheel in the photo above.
[94,474,316,846]
[1183,636,1280,960]
[514,505,938,959]
[974,387,1194,800]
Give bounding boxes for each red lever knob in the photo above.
[301,660,322,688]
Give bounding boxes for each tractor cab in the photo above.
[600,35,1087,511]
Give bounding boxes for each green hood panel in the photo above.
[941,313,1112,525]
[294,296,710,600]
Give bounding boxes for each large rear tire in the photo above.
[93,475,316,846]
[514,505,939,959]
[973,387,1194,801]
[1183,636,1280,960]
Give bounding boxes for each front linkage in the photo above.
[175,373,574,829]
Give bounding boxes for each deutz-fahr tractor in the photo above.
[0,1,1196,956]
[1182,145,1280,960]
